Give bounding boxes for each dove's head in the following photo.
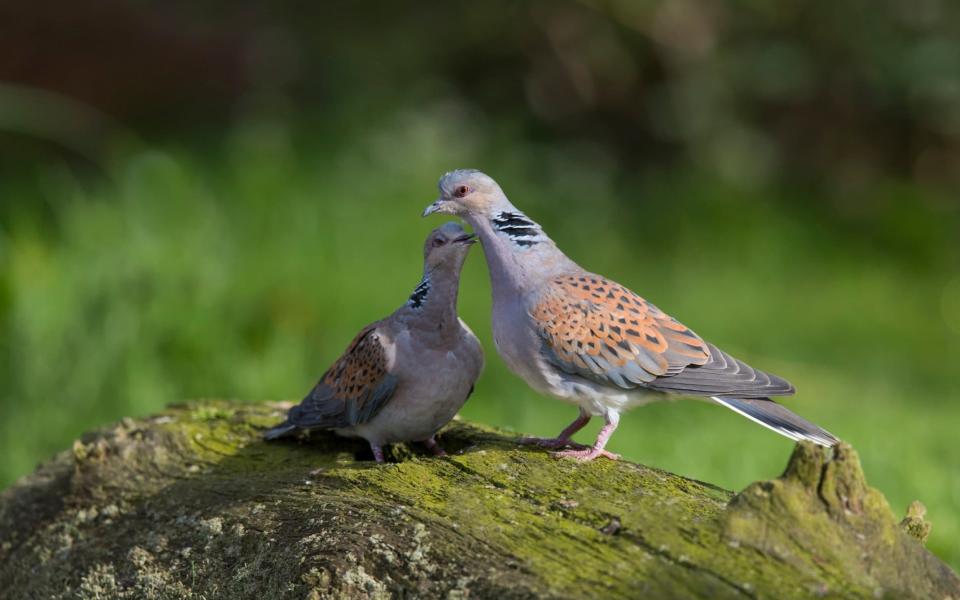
[423,221,477,272]
[422,169,510,220]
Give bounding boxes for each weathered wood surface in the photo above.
[0,400,956,599]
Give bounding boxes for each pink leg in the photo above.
[519,408,592,450]
[371,444,385,464]
[553,412,621,461]
[423,436,447,457]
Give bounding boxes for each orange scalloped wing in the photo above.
[531,274,710,389]
[291,324,398,428]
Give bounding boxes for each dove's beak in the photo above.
[453,232,477,245]
[422,199,444,217]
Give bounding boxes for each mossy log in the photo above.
[0,401,956,599]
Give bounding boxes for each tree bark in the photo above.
[0,400,956,599]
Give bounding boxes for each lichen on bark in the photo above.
[0,400,956,599]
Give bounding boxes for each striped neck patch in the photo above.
[492,211,542,247]
[408,276,431,309]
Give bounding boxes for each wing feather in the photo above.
[648,344,795,397]
[532,274,794,398]
[287,324,398,429]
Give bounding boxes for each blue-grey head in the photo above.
[422,169,510,219]
[423,221,477,272]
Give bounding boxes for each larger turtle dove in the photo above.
[423,170,837,461]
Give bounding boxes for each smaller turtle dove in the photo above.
[423,170,838,461]
[265,222,484,463]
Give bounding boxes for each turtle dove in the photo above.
[423,170,837,461]
[265,222,485,463]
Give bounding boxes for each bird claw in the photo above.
[550,447,620,462]
[423,437,447,457]
[519,436,620,461]
[518,436,582,450]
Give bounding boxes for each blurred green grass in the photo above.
[1,112,958,569]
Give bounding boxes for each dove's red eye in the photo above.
[432,237,447,248]
[454,185,469,198]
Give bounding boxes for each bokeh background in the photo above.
[1,0,958,568]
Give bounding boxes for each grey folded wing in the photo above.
[644,343,795,398]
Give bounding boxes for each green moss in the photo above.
[188,405,237,422]
[900,501,932,545]
[1,402,957,599]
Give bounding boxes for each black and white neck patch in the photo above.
[492,212,542,247]
[408,277,431,309]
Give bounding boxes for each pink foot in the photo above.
[518,411,592,451]
[551,447,621,462]
[371,444,385,463]
[423,437,447,457]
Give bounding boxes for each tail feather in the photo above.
[263,422,298,441]
[711,396,838,447]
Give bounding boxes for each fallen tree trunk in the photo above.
[0,400,956,599]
